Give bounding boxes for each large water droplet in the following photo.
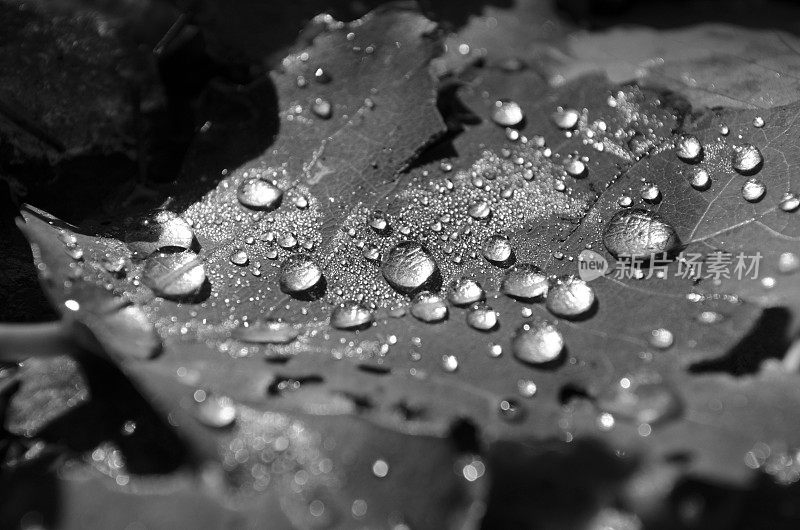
[229,249,249,266]
[466,303,498,331]
[502,263,548,300]
[512,321,564,365]
[491,100,524,127]
[597,372,680,425]
[441,354,459,372]
[546,275,596,318]
[311,97,332,119]
[238,179,283,211]
[125,210,194,259]
[675,134,702,163]
[482,234,513,264]
[742,178,766,202]
[382,242,439,294]
[648,328,674,349]
[448,278,485,306]
[410,291,448,323]
[552,107,580,130]
[143,251,206,300]
[640,183,661,203]
[330,301,374,330]
[232,319,299,344]
[279,255,324,297]
[603,209,679,258]
[468,201,492,220]
[564,157,587,178]
[732,144,763,175]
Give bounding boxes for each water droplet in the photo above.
[675,134,702,163]
[143,251,206,300]
[778,252,800,274]
[369,211,389,234]
[689,168,711,191]
[278,233,298,249]
[753,116,765,128]
[491,99,524,127]
[195,391,236,428]
[372,459,389,478]
[279,255,324,297]
[330,301,374,330]
[441,354,459,372]
[382,242,439,294]
[518,379,538,398]
[311,97,332,119]
[552,107,580,130]
[628,133,649,156]
[618,195,633,208]
[229,249,249,266]
[447,278,485,306]
[125,210,194,258]
[232,320,299,344]
[512,321,564,365]
[498,398,525,422]
[640,183,661,203]
[410,291,448,323]
[102,255,127,275]
[237,179,283,211]
[466,303,498,331]
[545,275,596,318]
[363,245,381,262]
[313,67,331,83]
[502,263,548,300]
[780,192,800,212]
[648,328,674,349]
[696,311,725,324]
[564,157,587,178]
[732,144,763,175]
[741,178,766,202]
[603,209,679,258]
[468,200,492,220]
[597,372,680,425]
[482,234,513,264]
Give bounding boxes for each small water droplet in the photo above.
[732,144,763,175]
[279,255,324,297]
[689,168,711,191]
[696,311,725,324]
[741,178,766,202]
[410,291,448,323]
[369,210,390,234]
[512,321,564,365]
[372,459,389,478]
[491,99,524,127]
[238,179,283,211]
[552,107,580,130]
[618,195,633,208]
[382,242,439,294]
[482,234,513,264]
[518,379,538,398]
[498,398,524,422]
[502,263,548,300]
[640,183,661,203]
[603,209,679,258]
[466,303,498,331]
[545,275,596,318]
[753,116,765,128]
[675,134,702,163]
[313,67,331,83]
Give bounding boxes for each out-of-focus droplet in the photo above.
[648,328,674,349]
[311,97,332,119]
[143,251,206,300]
[597,372,681,425]
[125,210,194,258]
[195,391,236,428]
[232,320,299,344]
[778,252,800,274]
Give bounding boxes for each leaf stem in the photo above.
[0,321,79,362]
